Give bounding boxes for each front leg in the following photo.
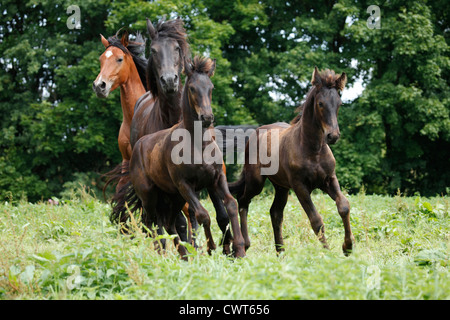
[215,173,246,258]
[208,188,232,255]
[323,175,354,256]
[292,183,329,250]
[177,181,216,255]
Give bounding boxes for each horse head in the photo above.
[311,66,347,145]
[184,57,216,128]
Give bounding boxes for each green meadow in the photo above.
[1,189,448,300]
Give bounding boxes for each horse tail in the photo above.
[102,162,129,201]
[102,162,142,226]
[110,180,142,226]
[228,171,246,199]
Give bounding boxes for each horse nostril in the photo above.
[160,76,167,85]
[100,81,106,89]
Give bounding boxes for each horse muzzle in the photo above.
[326,131,340,145]
[92,80,110,98]
[160,74,179,94]
[200,114,214,128]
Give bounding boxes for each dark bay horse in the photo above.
[229,67,354,256]
[125,57,245,259]
[93,31,147,191]
[109,18,232,253]
[129,18,188,149]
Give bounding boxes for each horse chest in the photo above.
[181,164,217,190]
[289,154,335,190]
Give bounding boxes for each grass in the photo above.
[0,188,448,300]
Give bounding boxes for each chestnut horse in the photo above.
[229,67,354,256]
[123,57,245,259]
[93,31,147,191]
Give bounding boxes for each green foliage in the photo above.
[0,0,448,201]
[0,193,448,299]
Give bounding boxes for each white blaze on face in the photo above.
[105,50,113,58]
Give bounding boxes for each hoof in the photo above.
[342,242,353,256]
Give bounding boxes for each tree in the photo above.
[0,0,120,202]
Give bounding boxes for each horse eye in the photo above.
[117,57,123,63]
[318,102,324,108]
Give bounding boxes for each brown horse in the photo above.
[229,67,354,256]
[125,56,245,259]
[93,31,147,191]
[108,18,232,253]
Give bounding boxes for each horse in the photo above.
[229,67,354,256]
[109,18,233,254]
[124,56,245,259]
[93,30,147,192]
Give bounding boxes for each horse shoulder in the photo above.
[319,145,336,174]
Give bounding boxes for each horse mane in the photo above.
[313,69,344,90]
[147,19,190,97]
[190,56,215,75]
[107,32,148,90]
[290,86,313,125]
[290,68,345,124]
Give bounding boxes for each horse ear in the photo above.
[146,18,157,40]
[336,72,347,91]
[311,66,322,87]
[100,34,109,48]
[120,30,129,47]
[208,59,216,78]
[184,58,193,77]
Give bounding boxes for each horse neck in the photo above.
[180,85,208,144]
[293,89,325,153]
[156,82,183,127]
[119,61,146,124]
[181,85,195,133]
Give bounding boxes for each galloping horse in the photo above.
[109,18,232,253]
[229,67,354,256]
[125,57,245,259]
[93,31,147,192]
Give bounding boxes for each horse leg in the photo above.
[116,159,129,193]
[238,170,266,251]
[167,199,189,260]
[133,178,166,253]
[175,209,188,243]
[178,182,216,255]
[215,173,246,258]
[292,183,329,250]
[322,176,354,256]
[187,205,199,249]
[270,184,289,253]
[208,189,233,255]
[181,203,196,246]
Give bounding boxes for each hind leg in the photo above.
[270,184,289,253]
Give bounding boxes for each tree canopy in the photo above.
[0,0,448,202]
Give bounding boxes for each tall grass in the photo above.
[0,189,448,299]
